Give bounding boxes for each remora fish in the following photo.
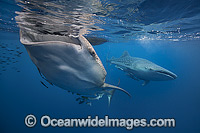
[19,30,131,105]
[108,51,177,86]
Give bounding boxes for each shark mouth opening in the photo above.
[156,70,177,79]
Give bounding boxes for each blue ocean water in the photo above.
[0,0,200,133]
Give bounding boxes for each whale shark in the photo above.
[15,0,131,106]
[18,30,131,105]
[108,51,177,86]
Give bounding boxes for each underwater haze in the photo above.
[0,0,200,133]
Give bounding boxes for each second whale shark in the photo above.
[108,51,177,86]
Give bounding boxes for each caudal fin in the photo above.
[105,89,115,107]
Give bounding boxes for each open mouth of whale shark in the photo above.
[155,70,177,79]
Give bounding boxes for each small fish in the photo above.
[86,102,92,106]
[76,98,81,101]
[79,100,85,104]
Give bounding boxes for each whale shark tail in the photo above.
[105,89,116,107]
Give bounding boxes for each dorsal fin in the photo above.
[121,51,130,58]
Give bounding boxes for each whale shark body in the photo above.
[108,51,177,85]
[15,0,131,105]
[19,30,131,105]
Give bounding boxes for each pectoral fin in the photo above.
[102,83,131,97]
